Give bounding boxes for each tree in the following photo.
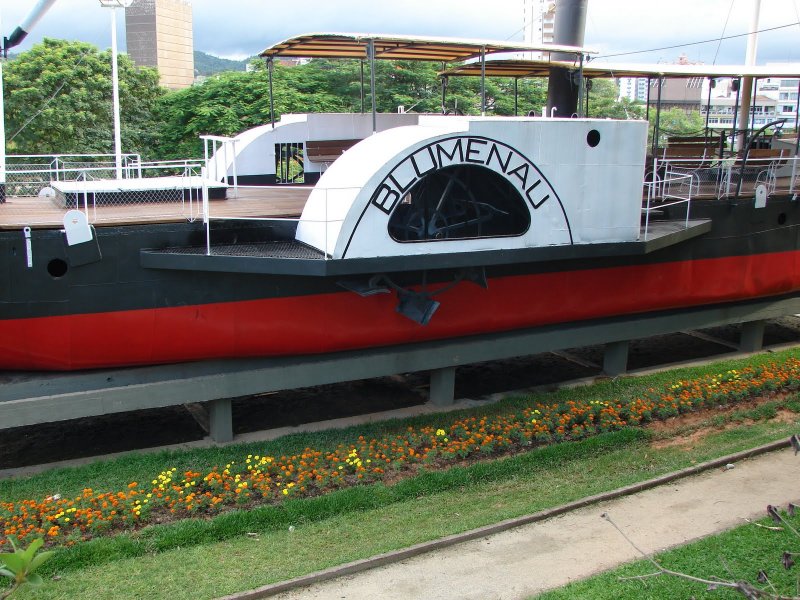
[153,57,552,160]
[588,78,645,120]
[3,38,164,158]
[154,65,345,158]
[649,107,706,147]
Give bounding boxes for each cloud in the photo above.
[2,0,799,65]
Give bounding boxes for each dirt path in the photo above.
[263,446,799,600]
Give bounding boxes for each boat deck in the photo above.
[1,173,796,231]
[0,186,311,229]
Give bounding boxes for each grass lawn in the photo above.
[3,348,800,599]
[536,509,800,599]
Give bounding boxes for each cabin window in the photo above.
[388,165,530,242]
[274,142,304,184]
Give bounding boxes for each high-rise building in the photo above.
[522,0,555,58]
[125,0,194,89]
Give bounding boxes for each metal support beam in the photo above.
[368,38,377,133]
[429,367,456,406]
[603,340,629,376]
[267,58,275,129]
[480,45,486,116]
[740,319,766,352]
[207,397,233,443]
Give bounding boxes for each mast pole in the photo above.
[110,5,123,179]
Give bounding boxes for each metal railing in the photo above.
[643,154,800,239]
[651,155,799,201]
[201,135,238,196]
[643,157,693,241]
[0,160,206,226]
[200,180,354,259]
[4,153,141,197]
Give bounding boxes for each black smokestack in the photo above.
[546,0,588,118]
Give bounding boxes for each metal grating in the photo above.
[157,241,326,260]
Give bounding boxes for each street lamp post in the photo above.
[99,0,132,180]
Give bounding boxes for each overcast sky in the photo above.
[1,0,799,65]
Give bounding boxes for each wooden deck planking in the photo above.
[0,186,311,229]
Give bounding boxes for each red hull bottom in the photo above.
[3,251,800,371]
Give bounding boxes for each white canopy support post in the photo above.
[230,138,238,197]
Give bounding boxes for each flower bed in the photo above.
[2,358,800,549]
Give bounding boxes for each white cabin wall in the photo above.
[468,118,647,244]
[213,113,424,178]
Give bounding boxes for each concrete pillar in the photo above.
[429,366,456,407]
[740,319,766,352]
[603,340,629,376]
[207,397,233,443]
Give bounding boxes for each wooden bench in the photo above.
[667,135,721,146]
[305,139,360,163]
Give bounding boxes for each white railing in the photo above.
[0,160,206,226]
[643,157,693,241]
[201,135,238,197]
[643,154,800,239]
[4,153,141,196]
[654,155,799,200]
[200,183,353,260]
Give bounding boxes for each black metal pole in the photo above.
[794,79,800,156]
[704,78,713,138]
[732,77,741,152]
[368,39,377,133]
[652,77,663,157]
[514,78,518,116]
[480,46,486,116]
[577,54,585,117]
[268,57,275,129]
[360,60,365,113]
[585,79,590,116]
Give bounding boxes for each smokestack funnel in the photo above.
[546,0,588,118]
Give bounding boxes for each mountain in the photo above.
[193,51,253,76]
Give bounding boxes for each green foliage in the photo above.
[4,38,164,158]
[192,51,249,76]
[4,41,648,161]
[587,79,645,120]
[27,430,649,576]
[650,107,706,146]
[153,59,550,158]
[0,538,53,599]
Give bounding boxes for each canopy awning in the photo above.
[260,32,593,62]
[441,59,800,79]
